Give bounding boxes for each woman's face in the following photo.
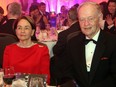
[15,19,35,41]
[108,2,116,15]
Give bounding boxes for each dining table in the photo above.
[1,73,57,87]
[36,29,57,58]
[42,41,56,58]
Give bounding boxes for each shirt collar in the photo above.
[70,21,77,27]
[39,11,43,15]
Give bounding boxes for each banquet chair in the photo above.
[0,33,18,68]
[60,80,78,87]
[67,31,81,42]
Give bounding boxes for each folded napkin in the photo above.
[12,79,27,87]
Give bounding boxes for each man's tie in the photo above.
[85,39,97,45]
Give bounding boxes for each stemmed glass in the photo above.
[0,68,4,87]
[3,66,15,85]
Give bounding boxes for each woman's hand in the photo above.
[105,14,114,26]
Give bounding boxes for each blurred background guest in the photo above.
[56,5,68,29]
[0,6,4,25]
[29,5,39,22]
[38,2,50,21]
[99,1,107,20]
[36,2,50,30]
[20,0,28,12]
[0,4,10,26]
[103,0,116,34]
[3,15,50,84]
[0,2,22,36]
[72,3,79,9]
[99,1,107,30]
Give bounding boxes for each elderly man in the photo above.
[58,2,116,87]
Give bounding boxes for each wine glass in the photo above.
[0,68,4,87]
[3,66,15,85]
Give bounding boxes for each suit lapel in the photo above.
[89,30,106,84]
[74,34,89,85]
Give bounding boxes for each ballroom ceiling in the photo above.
[0,0,108,15]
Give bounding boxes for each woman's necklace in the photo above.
[17,42,34,48]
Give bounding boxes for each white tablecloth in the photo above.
[42,41,56,58]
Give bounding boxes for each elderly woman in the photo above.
[3,15,50,84]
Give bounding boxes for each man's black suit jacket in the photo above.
[63,30,116,87]
[53,21,80,55]
[0,19,16,36]
[50,21,80,85]
[103,21,116,34]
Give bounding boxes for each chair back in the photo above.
[0,33,18,68]
[60,80,78,87]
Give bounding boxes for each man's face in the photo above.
[61,6,66,13]
[30,9,39,17]
[34,9,39,16]
[40,5,46,13]
[78,4,101,38]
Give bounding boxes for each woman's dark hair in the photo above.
[13,15,37,41]
[107,0,116,19]
[107,0,116,6]
[99,1,107,19]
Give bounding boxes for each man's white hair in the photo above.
[77,1,102,15]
